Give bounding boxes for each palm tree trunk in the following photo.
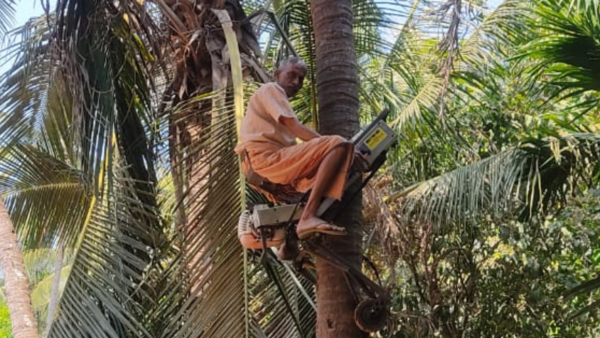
[0,198,39,338]
[310,1,364,337]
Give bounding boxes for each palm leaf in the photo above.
[54,0,164,195]
[564,275,600,319]
[390,133,600,227]
[45,123,168,337]
[0,14,56,145]
[0,0,15,37]
[254,253,315,338]
[47,186,160,338]
[565,276,600,300]
[30,264,71,310]
[568,298,600,319]
[388,0,528,130]
[0,144,90,247]
[515,0,600,93]
[148,91,249,338]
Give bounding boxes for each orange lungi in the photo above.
[245,135,353,201]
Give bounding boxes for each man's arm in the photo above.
[280,116,320,141]
[257,84,320,141]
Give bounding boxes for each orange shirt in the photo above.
[235,83,299,154]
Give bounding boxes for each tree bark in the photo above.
[310,1,365,337]
[0,198,39,338]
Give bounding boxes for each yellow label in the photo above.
[365,127,387,150]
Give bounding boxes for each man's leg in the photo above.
[296,144,350,238]
[278,144,351,260]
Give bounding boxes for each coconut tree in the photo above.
[0,1,401,337]
[0,1,517,337]
[308,0,363,337]
[0,199,38,338]
[0,2,36,337]
[0,1,283,337]
[3,0,600,337]
[514,0,600,317]
[0,4,164,337]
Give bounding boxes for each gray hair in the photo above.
[278,57,307,70]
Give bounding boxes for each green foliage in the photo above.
[1,0,600,337]
[361,0,600,336]
[0,298,13,338]
[384,190,600,337]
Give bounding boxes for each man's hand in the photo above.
[353,149,370,173]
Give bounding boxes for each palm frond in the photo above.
[565,276,600,300]
[0,138,165,338]
[44,134,169,338]
[460,0,529,65]
[564,270,600,319]
[253,254,316,338]
[569,298,600,319]
[22,248,73,284]
[516,0,600,93]
[148,91,248,338]
[0,14,56,145]
[352,0,404,57]
[0,0,15,37]
[388,0,528,129]
[0,144,90,247]
[391,133,600,227]
[47,195,157,338]
[54,0,164,194]
[30,264,71,311]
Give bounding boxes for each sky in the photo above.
[8,0,505,33]
[12,0,49,29]
[1,0,504,76]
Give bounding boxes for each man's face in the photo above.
[275,64,307,97]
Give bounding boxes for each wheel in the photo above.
[354,298,388,333]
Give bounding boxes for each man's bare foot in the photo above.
[296,217,346,240]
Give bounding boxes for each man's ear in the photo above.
[274,69,280,79]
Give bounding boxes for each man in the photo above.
[235,57,364,257]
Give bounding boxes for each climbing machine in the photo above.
[238,109,397,333]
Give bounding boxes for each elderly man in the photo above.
[235,57,363,255]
